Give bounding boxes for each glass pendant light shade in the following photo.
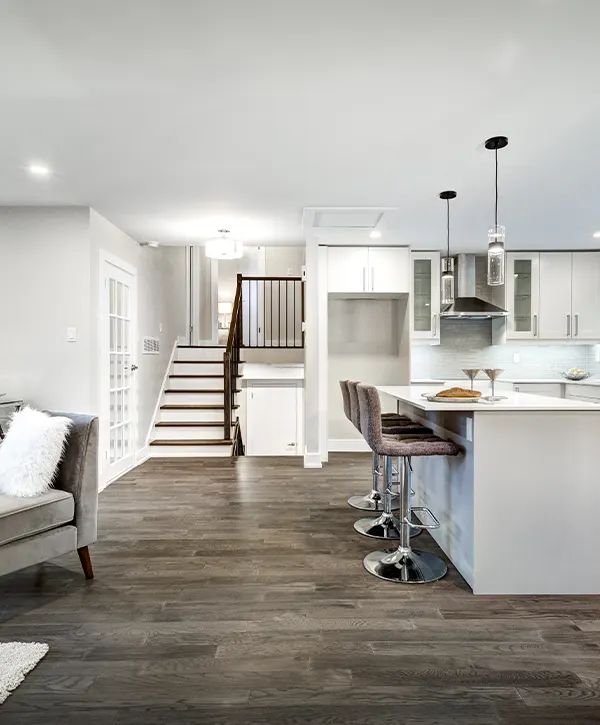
[487,224,506,286]
[485,135,508,286]
[439,190,457,306]
[205,230,244,260]
[441,257,455,306]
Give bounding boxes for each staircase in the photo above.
[149,345,242,457]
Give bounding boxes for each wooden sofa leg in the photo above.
[77,546,94,580]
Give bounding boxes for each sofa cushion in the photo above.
[0,490,74,546]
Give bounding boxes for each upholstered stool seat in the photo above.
[357,383,460,584]
[340,381,432,513]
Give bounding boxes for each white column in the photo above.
[303,238,324,467]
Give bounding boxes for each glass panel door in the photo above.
[413,259,432,333]
[513,259,533,333]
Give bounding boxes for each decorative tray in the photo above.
[425,395,482,403]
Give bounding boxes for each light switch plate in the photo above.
[67,327,77,342]
[513,353,520,364]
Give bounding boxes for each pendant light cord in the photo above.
[495,148,498,228]
[446,199,450,257]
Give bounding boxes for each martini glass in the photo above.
[483,368,507,401]
[462,369,481,391]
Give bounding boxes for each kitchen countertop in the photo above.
[377,385,600,411]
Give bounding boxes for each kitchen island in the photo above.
[376,385,600,595]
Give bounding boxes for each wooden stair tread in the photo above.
[160,404,239,410]
[155,421,229,427]
[165,389,225,394]
[150,439,233,446]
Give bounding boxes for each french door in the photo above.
[100,255,137,486]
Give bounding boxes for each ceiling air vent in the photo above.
[142,337,160,355]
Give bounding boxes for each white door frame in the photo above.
[98,250,138,488]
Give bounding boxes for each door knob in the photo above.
[131,364,139,371]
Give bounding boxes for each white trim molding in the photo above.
[145,338,179,447]
[303,451,323,468]
[327,439,370,453]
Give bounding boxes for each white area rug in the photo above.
[0,642,49,704]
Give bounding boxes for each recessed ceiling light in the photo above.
[593,231,600,239]
[27,163,51,177]
[369,230,382,239]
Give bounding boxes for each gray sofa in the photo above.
[0,413,99,580]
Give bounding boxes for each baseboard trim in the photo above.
[99,448,151,492]
[136,446,151,465]
[303,452,322,468]
[328,438,370,453]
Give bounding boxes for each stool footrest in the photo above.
[405,507,440,530]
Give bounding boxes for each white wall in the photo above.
[0,207,94,412]
[89,210,187,447]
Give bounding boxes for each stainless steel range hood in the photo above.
[440,254,508,319]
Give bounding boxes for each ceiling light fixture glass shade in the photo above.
[205,230,244,260]
[439,190,457,306]
[485,136,508,286]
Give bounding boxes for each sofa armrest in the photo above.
[48,413,99,548]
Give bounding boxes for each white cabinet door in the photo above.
[246,386,299,455]
[539,253,572,340]
[327,247,369,293]
[505,253,540,340]
[571,252,600,340]
[368,247,410,294]
[513,383,563,398]
[411,252,441,341]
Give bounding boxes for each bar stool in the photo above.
[341,381,431,513]
[357,383,460,583]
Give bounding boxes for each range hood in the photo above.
[441,254,508,319]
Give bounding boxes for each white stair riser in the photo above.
[163,392,227,406]
[176,348,224,362]
[150,445,231,457]
[152,426,226,440]
[168,377,226,391]
[159,409,224,423]
[172,363,225,375]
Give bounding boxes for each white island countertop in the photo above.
[377,385,600,411]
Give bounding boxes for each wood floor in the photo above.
[2,454,600,724]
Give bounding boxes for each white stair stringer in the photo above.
[150,345,242,458]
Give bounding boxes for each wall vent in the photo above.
[142,337,160,354]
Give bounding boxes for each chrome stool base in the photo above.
[347,491,400,512]
[363,548,447,584]
[354,514,421,540]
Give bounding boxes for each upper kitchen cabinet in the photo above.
[411,252,441,343]
[571,252,600,340]
[538,252,600,341]
[506,253,540,339]
[327,246,410,295]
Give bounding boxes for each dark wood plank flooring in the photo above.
[2,454,600,724]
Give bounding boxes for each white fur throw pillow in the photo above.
[0,407,72,497]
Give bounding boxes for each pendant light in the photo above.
[205,229,244,260]
[485,135,508,286]
[439,190,457,306]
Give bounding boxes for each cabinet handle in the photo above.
[371,267,375,291]
[533,314,538,337]
[362,267,366,291]
[432,314,438,337]
[567,314,571,337]
[575,314,579,337]
[515,386,520,392]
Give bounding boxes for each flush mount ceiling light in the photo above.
[485,135,508,286]
[439,190,457,306]
[369,230,382,239]
[593,231,600,239]
[205,230,244,260]
[27,162,51,178]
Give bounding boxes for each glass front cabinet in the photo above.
[411,252,441,343]
[505,252,540,339]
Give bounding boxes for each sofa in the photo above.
[0,413,99,580]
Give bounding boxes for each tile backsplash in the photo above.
[412,319,598,380]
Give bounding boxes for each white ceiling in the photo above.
[1,0,599,251]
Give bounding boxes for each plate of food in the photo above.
[425,387,483,403]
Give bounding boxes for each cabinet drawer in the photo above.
[565,384,600,401]
[513,383,563,398]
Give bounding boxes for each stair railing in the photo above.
[223,275,243,440]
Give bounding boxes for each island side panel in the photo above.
[398,403,475,589]
[473,410,600,595]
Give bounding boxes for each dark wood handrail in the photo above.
[223,275,244,439]
[226,276,243,353]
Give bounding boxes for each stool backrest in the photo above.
[356,384,384,452]
[339,380,351,422]
[346,381,361,431]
